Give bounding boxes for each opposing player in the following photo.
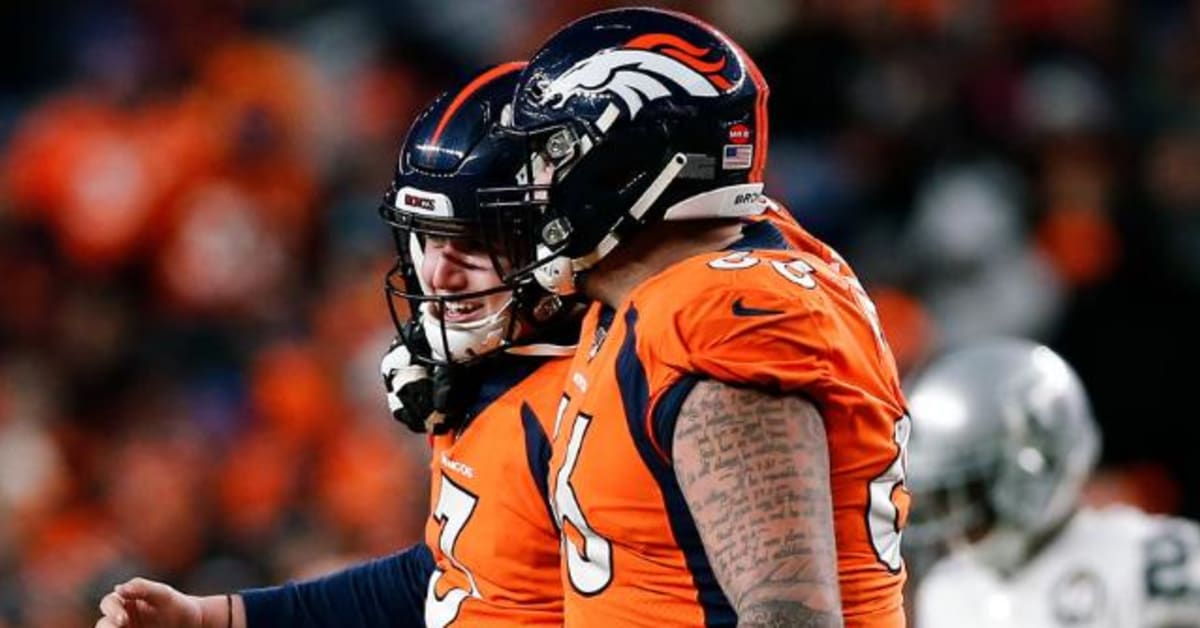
[96,63,576,628]
[479,8,911,626]
[904,338,1200,628]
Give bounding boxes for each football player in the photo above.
[905,338,1200,628]
[486,8,910,627]
[96,63,577,628]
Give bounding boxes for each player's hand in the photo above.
[96,577,203,628]
[381,336,435,433]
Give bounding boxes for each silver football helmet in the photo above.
[904,338,1100,574]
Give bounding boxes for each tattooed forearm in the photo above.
[740,601,841,628]
[672,381,843,628]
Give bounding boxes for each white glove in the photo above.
[380,337,438,433]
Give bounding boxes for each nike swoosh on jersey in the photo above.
[731,297,785,317]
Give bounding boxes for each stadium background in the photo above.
[1,0,1198,625]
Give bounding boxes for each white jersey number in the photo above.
[426,474,481,628]
[1146,526,1200,599]
[552,411,614,594]
[867,413,911,573]
[707,251,817,289]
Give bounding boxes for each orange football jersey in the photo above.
[546,216,910,627]
[423,356,570,626]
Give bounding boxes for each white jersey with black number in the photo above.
[915,506,1200,628]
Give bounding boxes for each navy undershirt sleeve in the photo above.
[239,542,435,627]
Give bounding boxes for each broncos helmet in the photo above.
[380,62,566,367]
[904,338,1101,573]
[484,8,771,295]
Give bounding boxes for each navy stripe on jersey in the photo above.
[615,306,736,627]
[729,217,787,252]
[521,401,557,529]
[597,304,617,331]
[651,375,700,463]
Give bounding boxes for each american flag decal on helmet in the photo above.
[722,144,753,170]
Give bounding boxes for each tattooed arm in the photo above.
[673,380,843,628]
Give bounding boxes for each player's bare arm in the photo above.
[673,380,844,628]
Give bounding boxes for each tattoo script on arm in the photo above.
[673,381,844,628]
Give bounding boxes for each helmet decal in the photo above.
[430,61,526,144]
[625,33,732,89]
[535,34,733,120]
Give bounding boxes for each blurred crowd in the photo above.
[1,0,1198,625]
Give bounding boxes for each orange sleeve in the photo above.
[654,267,832,393]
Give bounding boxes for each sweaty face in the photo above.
[419,235,511,323]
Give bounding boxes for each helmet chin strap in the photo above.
[421,300,514,363]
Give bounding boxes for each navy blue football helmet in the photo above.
[379,62,567,368]
[487,7,772,295]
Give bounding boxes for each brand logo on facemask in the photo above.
[536,33,733,119]
[404,193,437,211]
